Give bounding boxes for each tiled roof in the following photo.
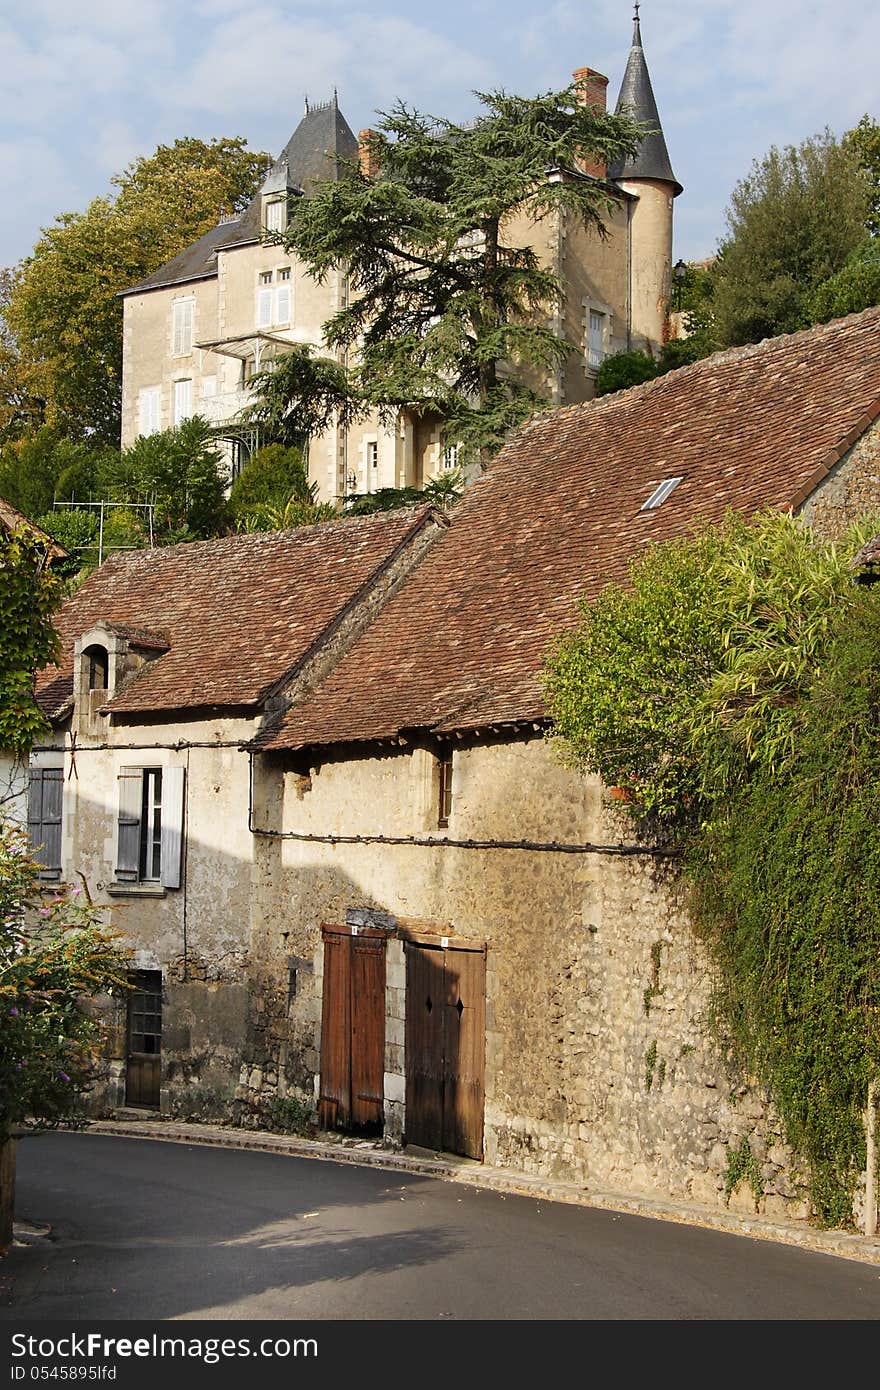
[36,507,440,721]
[259,307,880,751]
[0,496,67,559]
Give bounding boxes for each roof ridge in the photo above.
[98,503,441,571]
[512,305,880,436]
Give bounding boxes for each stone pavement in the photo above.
[45,1116,879,1270]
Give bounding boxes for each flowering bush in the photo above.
[0,817,129,1140]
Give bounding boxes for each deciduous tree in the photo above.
[712,131,870,346]
[6,138,270,445]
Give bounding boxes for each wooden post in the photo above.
[0,1137,17,1254]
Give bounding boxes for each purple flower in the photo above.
[69,888,82,898]
[9,1006,19,1017]
[38,907,51,917]
[58,1071,71,1083]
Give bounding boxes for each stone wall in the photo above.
[799,416,880,539]
[251,734,810,1220]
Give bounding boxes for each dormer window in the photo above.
[265,199,286,233]
[85,644,109,692]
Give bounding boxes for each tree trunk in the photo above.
[0,1136,16,1254]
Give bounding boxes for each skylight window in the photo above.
[641,476,683,512]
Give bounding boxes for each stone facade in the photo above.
[248,733,809,1218]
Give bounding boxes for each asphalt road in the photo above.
[2,1132,880,1320]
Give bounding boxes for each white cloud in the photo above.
[167,8,495,123]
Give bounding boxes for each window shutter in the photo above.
[257,288,273,328]
[173,299,193,355]
[27,770,43,846]
[27,769,63,878]
[116,768,142,882]
[160,766,185,889]
[173,379,192,424]
[275,284,291,325]
[40,768,63,875]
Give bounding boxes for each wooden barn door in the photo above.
[405,941,486,1160]
[125,970,162,1108]
[319,928,386,1133]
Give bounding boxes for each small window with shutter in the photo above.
[115,766,185,890]
[171,298,194,357]
[173,379,192,425]
[257,286,273,328]
[27,768,63,880]
[265,199,285,233]
[274,280,291,325]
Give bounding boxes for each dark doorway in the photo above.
[319,928,386,1133]
[405,941,486,1159]
[125,970,162,1108]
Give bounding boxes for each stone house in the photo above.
[119,13,681,504]
[31,305,880,1218]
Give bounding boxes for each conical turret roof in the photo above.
[608,6,682,196]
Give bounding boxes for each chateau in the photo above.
[119,12,681,503]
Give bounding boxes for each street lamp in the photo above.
[673,259,687,310]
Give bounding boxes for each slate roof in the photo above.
[607,12,682,195]
[36,507,440,721]
[258,306,880,752]
[124,100,358,297]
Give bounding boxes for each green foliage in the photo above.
[229,442,335,531]
[723,1138,764,1207]
[111,417,229,539]
[34,509,99,578]
[263,1093,314,1135]
[595,350,657,396]
[278,88,641,465]
[0,429,103,521]
[545,512,870,821]
[242,346,357,449]
[809,239,880,322]
[844,114,880,237]
[690,598,880,1224]
[644,1040,658,1091]
[0,818,129,1140]
[5,137,269,444]
[713,131,870,346]
[228,444,309,515]
[0,526,62,756]
[547,512,880,1224]
[343,469,464,516]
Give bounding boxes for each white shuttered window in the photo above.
[173,379,192,424]
[172,298,194,356]
[138,387,161,436]
[257,287,273,328]
[274,283,291,325]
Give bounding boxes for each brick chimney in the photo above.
[358,129,380,179]
[572,67,609,179]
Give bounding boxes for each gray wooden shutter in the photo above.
[116,768,142,882]
[28,768,62,878]
[40,768,63,875]
[160,765,185,889]
[27,769,43,852]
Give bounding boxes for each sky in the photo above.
[1,0,877,269]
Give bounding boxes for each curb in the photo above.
[78,1119,880,1270]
